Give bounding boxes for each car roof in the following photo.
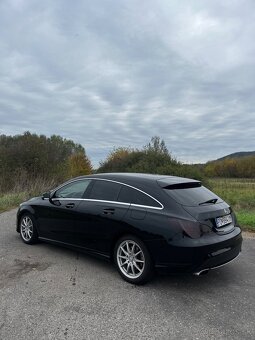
[74,172,197,187]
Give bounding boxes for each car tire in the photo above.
[114,235,154,285]
[19,213,39,245]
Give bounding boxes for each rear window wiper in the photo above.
[199,198,218,205]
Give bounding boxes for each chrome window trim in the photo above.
[52,177,164,210]
[52,197,130,207]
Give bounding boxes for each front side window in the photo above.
[88,180,122,201]
[118,185,161,208]
[54,180,91,199]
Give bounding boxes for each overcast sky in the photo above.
[0,0,255,166]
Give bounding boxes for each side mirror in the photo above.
[42,191,50,199]
[49,191,61,206]
[42,190,61,206]
[42,191,56,203]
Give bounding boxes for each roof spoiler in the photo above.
[162,182,201,190]
[157,178,201,190]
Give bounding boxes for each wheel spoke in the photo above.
[131,243,135,254]
[126,262,131,273]
[120,246,128,256]
[120,259,129,267]
[133,262,142,272]
[134,258,144,263]
[126,242,131,254]
[130,263,135,275]
[118,254,128,259]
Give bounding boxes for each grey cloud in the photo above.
[0,0,255,167]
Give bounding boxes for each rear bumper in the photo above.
[191,233,242,274]
[193,251,241,275]
[147,228,242,274]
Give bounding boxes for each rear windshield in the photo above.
[164,184,223,207]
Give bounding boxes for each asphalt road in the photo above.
[0,209,255,340]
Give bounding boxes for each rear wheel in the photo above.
[20,213,38,244]
[114,235,154,285]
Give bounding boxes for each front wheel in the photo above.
[19,213,38,244]
[114,235,154,285]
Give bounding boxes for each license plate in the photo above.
[215,214,233,228]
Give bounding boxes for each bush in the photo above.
[0,132,92,193]
[98,136,206,183]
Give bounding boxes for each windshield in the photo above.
[164,185,223,207]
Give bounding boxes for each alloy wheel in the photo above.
[20,216,33,242]
[117,240,145,279]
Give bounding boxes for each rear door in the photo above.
[74,180,130,253]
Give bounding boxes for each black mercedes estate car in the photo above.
[16,173,242,284]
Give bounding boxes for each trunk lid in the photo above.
[158,178,235,234]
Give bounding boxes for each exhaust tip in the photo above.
[193,269,209,276]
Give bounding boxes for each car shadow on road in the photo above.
[38,240,242,293]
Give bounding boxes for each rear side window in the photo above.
[164,184,222,207]
[118,185,161,208]
[88,180,122,201]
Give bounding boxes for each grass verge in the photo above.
[236,211,255,232]
[209,178,255,232]
[0,192,28,213]
[0,177,56,213]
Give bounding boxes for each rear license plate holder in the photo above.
[215,214,232,228]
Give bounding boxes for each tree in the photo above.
[97,136,205,182]
[145,136,169,155]
[0,132,93,193]
[67,152,93,177]
[204,156,255,178]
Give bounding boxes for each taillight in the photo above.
[168,218,212,239]
[178,219,201,239]
[168,218,201,239]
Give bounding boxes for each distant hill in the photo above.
[203,151,255,178]
[217,151,255,161]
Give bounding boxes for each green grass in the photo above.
[209,178,255,232]
[0,192,28,213]
[236,211,255,231]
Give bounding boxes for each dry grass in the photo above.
[0,177,57,213]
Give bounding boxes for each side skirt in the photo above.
[38,237,111,261]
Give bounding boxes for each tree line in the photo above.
[0,132,253,195]
[0,132,92,193]
[204,156,255,178]
[97,136,204,181]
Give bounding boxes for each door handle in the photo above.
[65,203,75,209]
[103,208,115,215]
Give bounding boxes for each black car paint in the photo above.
[16,173,242,273]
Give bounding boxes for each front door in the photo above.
[38,179,92,244]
